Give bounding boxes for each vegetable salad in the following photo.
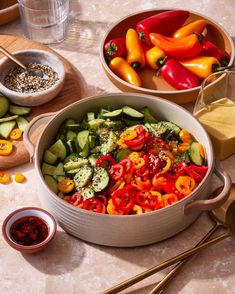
[42,105,208,215]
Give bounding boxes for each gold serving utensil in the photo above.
[102,191,235,294]
[148,183,235,294]
[0,45,44,77]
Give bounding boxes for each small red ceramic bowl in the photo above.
[2,207,57,253]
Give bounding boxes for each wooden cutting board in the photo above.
[0,34,82,169]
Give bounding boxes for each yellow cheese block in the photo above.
[195,98,235,160]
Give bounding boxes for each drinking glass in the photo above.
[17,0,70,44]
[194,71,235,160]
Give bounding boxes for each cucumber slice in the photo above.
[73,166,93,190]
[97,108,109,118]
[80,187,95,200]
[92,167,109,192]
[42,162,65,176]
[0,95,9,117]
[89,135,97,149]
[9,105,31,116]
[0,120,16,139]
[16,117,29,132]
[88,153,100,166]
[67,139,77,153]
[122,106,144,120]
[87,112,95,121]
[88,118,105,129]
[103,120,125,130]
[101,131,118,154]
[189,142,203,166]
[77,130,89,150]
[66,130,77,141]
[160,121,181,135]
[44,175,58,194]
[102,109,122,120]
[0,115,18,123]
[56,162,65,175]
[43,149,58,165]
[49,139,67,160]
[140,107,158,123]
[64,153,80,164]
[65,123,81,132]
[64,157,88,171]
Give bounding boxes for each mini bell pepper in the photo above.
[162,193,178,206]
[0,171,11,184]
[172,19,207,38]
[0,140,13,156]
[180,56,222,79]
[109,163,125,180]
[175,175,196,195]
[109,57,142,87]
[145,46,166,70]
[126,28,145,70]
[83,197,105,213]
[104,37,127,62]
[9,128,22,140]
[96,155,116,169]
[179,129,193,143]
[136,190,157,209]
[107,198,125,215]
[136,10,190,44]
[161,59,201,90]
[112,186,135,212]
[68,192,83,206]
[200,38,230,66]
[150,33,202,59]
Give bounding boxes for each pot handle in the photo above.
[184,159,232,215]
[23,112,56,162]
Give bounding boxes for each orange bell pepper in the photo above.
[109,57,142,87]
[150,33,202,59]
[172,19,207,38]
[180,56,221,79]
[126,28,145,70]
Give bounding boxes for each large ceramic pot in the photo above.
[24,93,231,247]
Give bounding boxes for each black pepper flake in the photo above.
[4,63,59,93]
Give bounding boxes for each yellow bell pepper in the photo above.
[0,140,13,156]
[175,176,196,195]
[145,46,166,70]
[160,155,171,174]
[173,19,207,38]
[120,129,137,141]
[0,171,11,184]
[58,178,75,193]
[9,128,22,140]
[180,56,221,79]
[109,57,142,87]
[126,28,145,70]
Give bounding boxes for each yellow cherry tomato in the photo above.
[58,179,75,193]
[175,176,196,195]
[0,171,11,184]
[0,140,13,156]
[14,173,26,183]
[179,129,193,143]
[9,128,22,140]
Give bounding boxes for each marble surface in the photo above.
[1,1,235,293]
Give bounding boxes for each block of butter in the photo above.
[195,97,235,160]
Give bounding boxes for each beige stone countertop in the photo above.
[1,1,235,293]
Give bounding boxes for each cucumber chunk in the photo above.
[0,120,16,139]
[74,166,93,190]
[92,167,109,192]
[0,115,18,123]
[44,175,58,194]
[80,187,95,200]
[16,117,29,132]
[9,105,31,116]
[49,139,67,160]
[0,95,9,117]
[42,163,62,177]
[140,107,158,123]
[43,150,58,165]
[88,119,105,129]
[101,131,118,154]
[122,106,144,120]
[189,142,203,166]
[64,157,88,171]
[77,130,89,150]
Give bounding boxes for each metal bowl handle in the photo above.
[23,112,56,162]
[184,159,232,215]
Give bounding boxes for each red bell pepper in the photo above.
[104,37,127,62]
[200,38,230,67]
[136,10,189,44]
[161,59,201,90]
[96,155,116,170]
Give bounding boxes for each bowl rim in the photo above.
[34,92,215,218]
[0,2,18,14]
[0,48,66,97]
[2,206,57,250]
[100,8,235,94]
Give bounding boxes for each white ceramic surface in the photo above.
[28,93,229,247]
[0,49,65,106]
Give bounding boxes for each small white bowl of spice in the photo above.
[0,49,65,106]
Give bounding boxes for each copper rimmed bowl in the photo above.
[24,93,231,247]
[100,9,235,104]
